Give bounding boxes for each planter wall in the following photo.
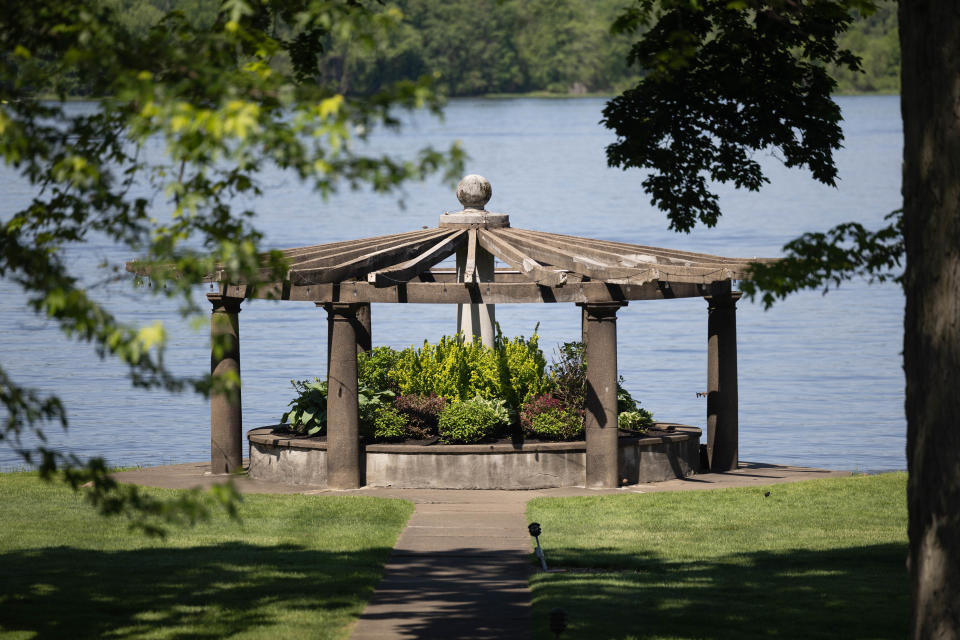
[247,424,701,489]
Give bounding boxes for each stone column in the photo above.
[322,302,371,372]
[705,287,741,472]
[456,243,496,348]
[355,303,372,354]
[325,303,363,489]
[582,303,625,489]
[208,294,243,474]
[581,306,589,348]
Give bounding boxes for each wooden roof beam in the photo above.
[477,229,567,286]
[490,228,655,281]
[537,230,779,269]
[367,230,467,286]
[292,229,455,285]
[502,228,654,269]
[463,228,477,281]
[292,228,444,269]
[277,228,431,259]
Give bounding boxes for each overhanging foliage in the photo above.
[0,0,462,532]
[603,0,873,232]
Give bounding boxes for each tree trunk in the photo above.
[899,2,960,637]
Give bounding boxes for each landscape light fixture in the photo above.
[528,522,548,570]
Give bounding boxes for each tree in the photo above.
[899,3,960,636]
[0,0,462,534]
[604,0,957,635]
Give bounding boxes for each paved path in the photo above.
[346,491,532,639]
[113,462,850,639]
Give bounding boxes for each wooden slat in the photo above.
[489,228,653,281]
[506,228,761,276]
[277,227,435,259]
[185,229,440,283]
[367,230,466,286]
[477,229,567,286]
[518,228,764,264]
[503,228,652,268]
[570,236,766,274]
[291,228,453,285]
[501,229,760,282]
[292,228,443,270]
[464,228,477,281]
[281,228,438,262]
[523,229,734,263]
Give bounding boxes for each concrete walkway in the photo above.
[346,491,533,639]
[112,462,850,639]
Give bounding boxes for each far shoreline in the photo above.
[32,89,901,104]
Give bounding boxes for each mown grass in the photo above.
[0,472,413,639]
[527,473,908,640]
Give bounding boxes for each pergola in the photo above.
[192,176,768,489]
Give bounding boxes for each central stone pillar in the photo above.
[456,242,496,347]
[440,175,509,349]
[705,284,741,472]
[208,294,243,474]
[325,303,363,489]
[581,302,625,489]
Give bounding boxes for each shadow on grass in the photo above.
[530,543,908,640]
[0,542,393,639]
[355,548,531,639]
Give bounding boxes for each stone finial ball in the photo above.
[456,174,492,210]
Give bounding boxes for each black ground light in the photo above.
[528,522,548,570]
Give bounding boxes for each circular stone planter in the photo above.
[247,424,701,489]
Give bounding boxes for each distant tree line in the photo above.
[831,0,899,93]
[85,0,904,96]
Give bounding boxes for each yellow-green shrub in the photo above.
[495,329,550,409]
[388,330,549,411]
[389,335,496,401]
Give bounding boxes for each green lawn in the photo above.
[527,473,908,640]
[0,473,413,639]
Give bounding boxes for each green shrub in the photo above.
[468,395,512,428]
[549,341,585,414]
[280,378,327,436]
[391,334,501,401]
[358,346,401,392]
[358,382,396,438]
[548,343,653,428]
[495,327,550,409]
[616,383,653,430]
[521,393,567,428]
[618,410,653,433]
[388,329,550,412]
[281,334,652,445]
[373,406,408,441]
[617,383,639,414]
[530,408,583,441]
[394,393,448,439]
[437,399,500,444]
[521,394,583,441]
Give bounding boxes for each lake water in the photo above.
[0,96,905,473]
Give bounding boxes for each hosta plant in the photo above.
[618,410,653,433]
[281,378,327,436]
